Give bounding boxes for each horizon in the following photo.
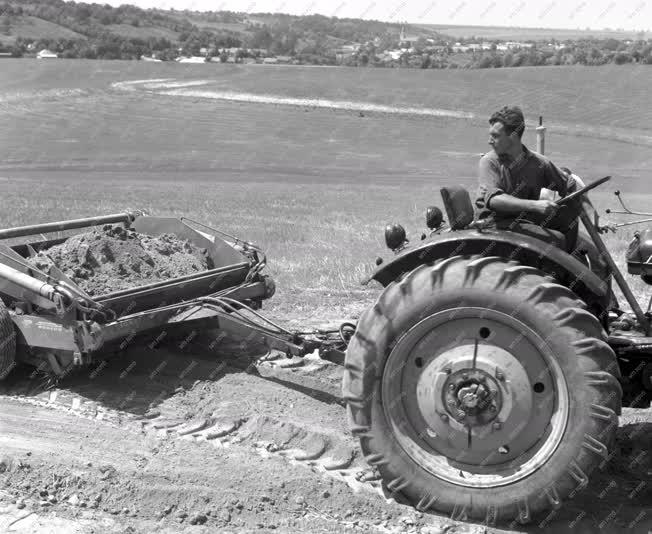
[97,0,651,33]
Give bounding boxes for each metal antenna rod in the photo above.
[536,115,546,155]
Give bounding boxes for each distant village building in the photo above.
[37,49,58,59]
[176,56,206,63]
[505,41,534,49]
[335,43,361,62]
[398,25,419,47]
[262,57,278,64]
[452,42,499,53]
[140,55,162,62]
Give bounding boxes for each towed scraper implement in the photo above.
[0,210,346,380]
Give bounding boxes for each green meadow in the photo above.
[2,59,651,322]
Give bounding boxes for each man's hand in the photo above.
[531,199,559,218]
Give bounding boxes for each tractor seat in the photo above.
[440,186,474,230]
[439,184,569,250]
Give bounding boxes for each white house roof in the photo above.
[37,49,58,58]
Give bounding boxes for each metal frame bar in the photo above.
[580,199,650,335]
[9,280,309,358]
[0,212,139,240]
[96,262,251,301]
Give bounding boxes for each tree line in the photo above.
[1,1,650,67]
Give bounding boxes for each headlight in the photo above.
[426,206,443,230]
[385,223,407,252]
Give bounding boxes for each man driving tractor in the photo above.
[475,106,584,251]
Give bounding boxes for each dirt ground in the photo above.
[26,225,211,296]
[0,324,651,534]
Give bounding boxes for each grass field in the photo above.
[1,59,651,321]
[0,15,85,43]
[105,23,179,40]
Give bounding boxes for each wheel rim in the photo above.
[382,307,569,488]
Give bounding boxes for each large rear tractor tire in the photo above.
[343,256,622,524]
[0,300,16,380]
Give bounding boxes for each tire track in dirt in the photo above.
[0,397,412,533]
[0,339,477,533]
[1,350,387,498]
[1,336,650,532]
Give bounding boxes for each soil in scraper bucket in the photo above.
[27,224,214,296]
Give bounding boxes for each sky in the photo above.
[100,0,651,32]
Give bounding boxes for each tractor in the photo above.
[343,175,652,524]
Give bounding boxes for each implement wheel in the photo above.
[0,300,16,380]
[343,256,622,524]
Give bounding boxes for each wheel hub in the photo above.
[444,369,500,425]
[415,341,533,457]
[383,309,569,487]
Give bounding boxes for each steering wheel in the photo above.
[555,175,611,206]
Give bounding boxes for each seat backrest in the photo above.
[440,186,474,230]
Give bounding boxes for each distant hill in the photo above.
[0,1,649,68]
[0,2,421,49]
[417,24,647,41]
[0,14,86,42]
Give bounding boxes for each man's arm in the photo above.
[476,155,557,217]
[489,194,556,216]
[475,155,504,214]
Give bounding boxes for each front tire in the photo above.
[343,256,621,524]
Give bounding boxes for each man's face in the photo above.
[488,121,515,155]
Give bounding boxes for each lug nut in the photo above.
[496,371,505,381]
[448,384,455,391]
[443,367,451,374]
[462,373,468,380]
[440,413,449,422]
[489,405,496,412]
[493,422,502,430]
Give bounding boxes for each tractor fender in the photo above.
[371,228,610,310]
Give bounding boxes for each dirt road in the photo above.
[1,331,650,533]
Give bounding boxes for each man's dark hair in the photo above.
[489,106,525,138]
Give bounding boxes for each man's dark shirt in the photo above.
[475,144,575,221]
